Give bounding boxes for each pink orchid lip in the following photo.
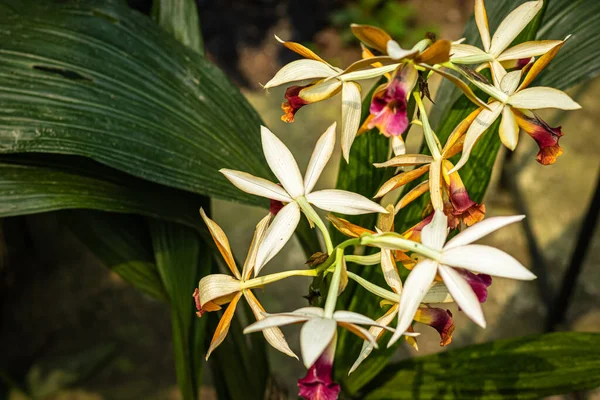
[415,306,455,346]
[298,341,340,400]
[514,110,564,165]
[368,75,409,137]
[282,84,311,123]
[192,288,205,317]
[269,198,284,215]
[456,269,492,303]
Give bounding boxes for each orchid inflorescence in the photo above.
[194,1,580,398]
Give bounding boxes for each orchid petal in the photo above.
[304,122,336,194]
[242,213,272,281]
[374,164,430,198]
[389,259,438,347]
[274,35,330,64]
[490,59,507,86]
[338,322,380,346]
[508,87,582,110]
[498,40,564,61]
[474,0,491,51]
[307,189,387,215]
[261,126,305,198]
[449,44,491,64]
[350,24,392,53]
[500,70,521,95]
[499,106,520,150]
[428,159,444,210]
[255,202,301,275]
[422,282,454,304]
[349,305,398,374]
[327,214,375,238]
[220,169,291,202]
[286,307,326,318]
[198,274,241,306]
[450,101,502,173]
[243,314,310,333]
[387,40,418,60]
[381,249,402,294]
[445,215,525,249]
[489,0,543,56]
[392,136,406,156]
[298,79,342,103]
[244,291,297,358]
[438,265,486,327]
[341,82,362,162]
[421,209,448,251]
[206,292,242,359]
[373,154,433,168]
[301,318,337,368]
[441,244,536,280]
[264,59,337,88]
[200,208,240,279]
[333,310,386,327]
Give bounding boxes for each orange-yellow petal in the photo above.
[206,292,242,359]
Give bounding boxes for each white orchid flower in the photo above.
[450,41,581,173]
[367,209,536,347]
[220,122,387,275]
[244,306,414,368]
[451,0,563,84]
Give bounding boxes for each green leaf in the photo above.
[0,0,270,206]
[362,332,600,399]
[149,219,210,400]
[62,210,168,302]
[536,0,600,89]
[0,154,205,232]
[152,0,204,54]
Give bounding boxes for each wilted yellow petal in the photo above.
[351,24,392,53]
[327,214,375,238]
[275,35,329,64]
[198,274,241,307]
[518,40,566,90]
[374,164,430,198]
[443,107,482,157]
[373,154,433,168]
[416,40,451,65]
[429,160,443,210]
[206,292,242,359]
[377,204,396,233]
[200,208,240,279]
[395,180,429,213]
[242,214,272,280]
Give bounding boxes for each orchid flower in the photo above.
[220,123,387,275]
[361,209,536,346]
[374,95,485,225]
[264,37,403,161]
[298,334,340,400]
[451,41,581,173]
[450,0,564,84]
[351,24,488,155]
[196,209,296,359]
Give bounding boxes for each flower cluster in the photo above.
[194,1,579,399]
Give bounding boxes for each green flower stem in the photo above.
[296,196,334,254]
[324,248,344,319]
[414,92,442,159]
[345,253,381,265]
[241,269,318,290]
[347,271,398,303]
[360,232,441,261]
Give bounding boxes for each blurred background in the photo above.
[1,0,598,399]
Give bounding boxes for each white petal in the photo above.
[286,307,326,318]
[261,126,305,198]
[244,291,297,359]
[307,189,387,215]
[422,282,454,304]
[264,59,337,88]
[304,122,336,194]
[474,0,491,52]
[220,169,291,202]
[380,249,402,294]
[498,40,564,61]
[388,259,438,347]
[449,101,502,174]
[243,314,310,333]
[387,40,417,60]
[421,209,448,251]
[392,136,406,156]
[373,154,433,168]
[445,215,525,249]
[341,82,362,162]
[438,265,486,328]
[449,44,491,64]
[340,63,400,81]
[441,244,537,280]
[489,0,543,56]
[508,87,582,110]
[333,310,384,326]
[499,106,519,150]
[300,318,337,368]
[255,202,301,275]
[198,274,240,306]
[349,306,398,374]
[500,71,521,95]
[490,59,507,86]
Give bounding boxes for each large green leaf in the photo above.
[0,154,205,231]
[0,0,270,206]
[362,332,600,399]
[151,0,203,54]
[150,220,210,400]
[62,210,168,302]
